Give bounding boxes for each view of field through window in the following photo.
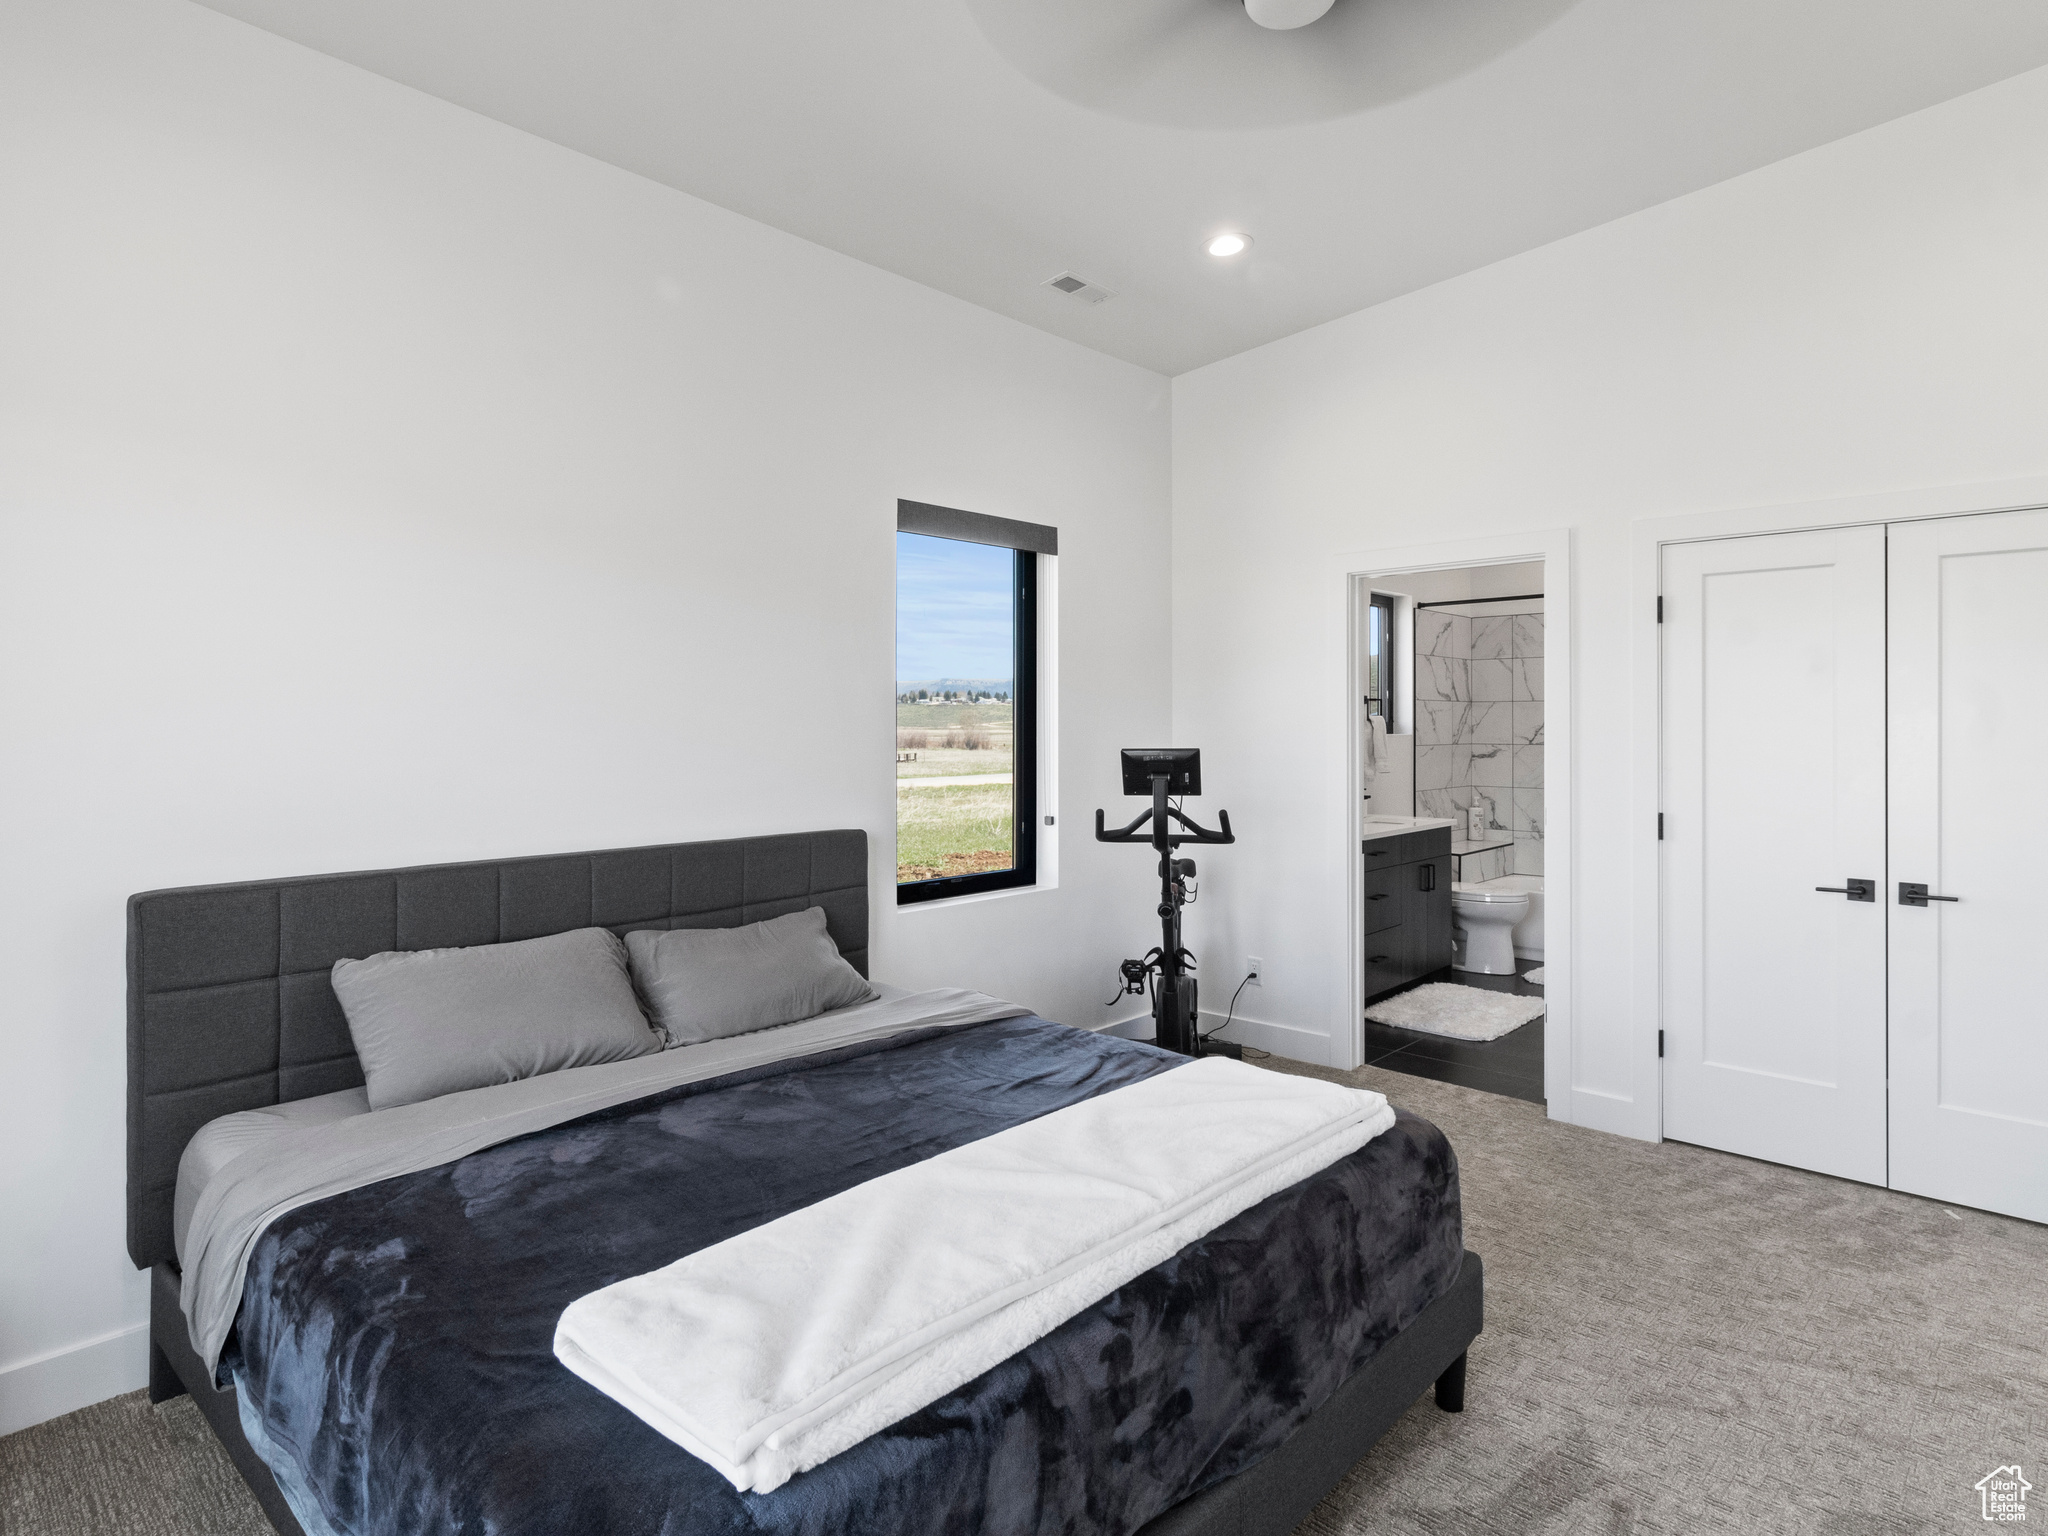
[897,531,1016,884]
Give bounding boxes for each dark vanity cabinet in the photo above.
[1361,826,1453,1003]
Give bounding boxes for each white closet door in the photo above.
[1661,527,1888,1183]
[1888,508,2048,1223]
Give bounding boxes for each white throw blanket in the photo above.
[554,1056,1395,1493]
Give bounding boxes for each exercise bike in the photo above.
[1096,748,1238,1058]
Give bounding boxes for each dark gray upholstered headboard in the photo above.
[126,830,867,1270]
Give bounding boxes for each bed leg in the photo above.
[148,1334,188,1405]
[1433,1351,1466,1413]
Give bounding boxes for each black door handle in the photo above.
[1814,878,1875,902]
[1419,864,1437,892]
[1367,892,1390,902]
[1899,882,1960,907]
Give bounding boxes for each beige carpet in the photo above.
[1264,1058,2047,1535]
[0,1386,271,1536]
[3,1063,2041,1535]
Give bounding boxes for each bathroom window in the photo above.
[1366,593,1397,720]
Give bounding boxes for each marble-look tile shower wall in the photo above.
[1413,605,1543,877]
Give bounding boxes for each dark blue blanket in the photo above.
[229,1018,1463,1536]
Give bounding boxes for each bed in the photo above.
[129,829,1483,1536]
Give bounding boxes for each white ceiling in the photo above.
[194,0,2048,375]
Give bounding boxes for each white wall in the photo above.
[0,0,1171,1432]
[1172,66,2048,1119]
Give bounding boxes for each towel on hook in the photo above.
[1362,712,1389,793]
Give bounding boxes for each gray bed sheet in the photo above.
[175,984,1030,1375]
[176,1089,371,1267]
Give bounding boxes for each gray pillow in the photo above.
[625,906,877,1047]
[332,927,662,1110]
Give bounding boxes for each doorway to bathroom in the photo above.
[1354,557,1554,1105]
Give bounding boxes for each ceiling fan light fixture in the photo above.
[1206,232,1252,258]
[1243,0,1337,30]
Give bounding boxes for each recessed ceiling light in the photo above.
[1206,233,1251,258]
[1244,0,1337,28]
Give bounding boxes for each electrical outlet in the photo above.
[1246,956,1264,985]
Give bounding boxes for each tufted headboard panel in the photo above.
[126,829,868,1269]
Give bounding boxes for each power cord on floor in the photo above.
[1203,972,1254,1041]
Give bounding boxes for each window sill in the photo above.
[893,880,1048,913]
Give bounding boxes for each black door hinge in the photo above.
[1656,596,1663,623]
[1658,1029,1665,1059]
[1657,813,1664,840]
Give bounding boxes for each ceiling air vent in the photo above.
[1044,272,1115,306]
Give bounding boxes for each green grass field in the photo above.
[895,701,1017,878]
[896,701,1012,732]
[896,746,1013,779]
[897,700,1013,780]
[896,781,1014,882]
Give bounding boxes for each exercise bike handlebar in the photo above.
[1093,801,1235,847]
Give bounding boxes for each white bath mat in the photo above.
[1365,983,1544,1042]
[1523,966,1546,986]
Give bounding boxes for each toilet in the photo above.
[1450,881,1533,974]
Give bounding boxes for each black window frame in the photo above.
[1367,592,1397,722]
[895,504,1046,906]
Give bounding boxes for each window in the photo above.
[1366,593,1397,721]
[895,501,1051,904]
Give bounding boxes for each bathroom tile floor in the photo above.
[1364,959,1545,1104]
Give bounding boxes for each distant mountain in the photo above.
[898,677,1012,696]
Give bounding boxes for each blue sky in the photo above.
[896,532,1013,685]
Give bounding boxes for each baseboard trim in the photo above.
[1090,1012,1154,1039]
[1089,1011,1336,1066]
[1197,1010,1333,1067]
[0,1321,149,1437]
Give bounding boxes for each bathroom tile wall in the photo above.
[1455,844,1512,883]
[1414,605,1543,877]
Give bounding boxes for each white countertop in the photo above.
[1360,816,1457,842]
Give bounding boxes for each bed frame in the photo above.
[127,829,1481,1536]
